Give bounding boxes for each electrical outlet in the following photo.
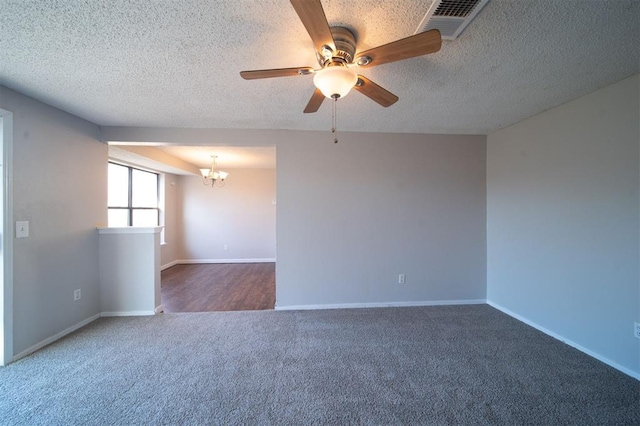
[73,289,81,301]
[634,322,640,339]
[398,274,406,284]
[223,244,228,251]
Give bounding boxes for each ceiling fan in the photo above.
[239,0,442,114]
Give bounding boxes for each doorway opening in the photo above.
[107,144,277,313]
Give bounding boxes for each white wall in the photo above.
[178,168,276,261]
[487,74,640,377]
[276,132,486,308]
[0,86,106,356]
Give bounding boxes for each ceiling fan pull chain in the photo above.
[331,96,338,143]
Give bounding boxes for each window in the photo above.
[108,162,159,227]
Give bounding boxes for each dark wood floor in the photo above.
[161,263,275,312]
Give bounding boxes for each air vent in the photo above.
[415,0,491,40]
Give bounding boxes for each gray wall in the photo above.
[0,86,106,355]
[487,74,640,376]
[177,169,276,261]
[160,173,180,267]
[99,228,161,314]
[100,127,487,308]
[276,132,486,307]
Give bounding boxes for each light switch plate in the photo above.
[16,221,29,238]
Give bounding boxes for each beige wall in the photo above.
[177,168,276,261]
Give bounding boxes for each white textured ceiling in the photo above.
[1,0,638,134]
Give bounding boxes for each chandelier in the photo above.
[200,155,229,187]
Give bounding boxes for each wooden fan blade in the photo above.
[355,29,442,68]
[290,0,335,53]
[240,67,313,80]
[353,75,398,107]
[304,88,325,113]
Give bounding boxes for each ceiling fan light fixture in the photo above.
[313,65,358,99]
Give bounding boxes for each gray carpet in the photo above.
[0,305,638,425]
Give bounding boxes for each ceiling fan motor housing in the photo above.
[318,26,357,66]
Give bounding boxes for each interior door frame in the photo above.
[0,108,14,366]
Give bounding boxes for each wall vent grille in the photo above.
[415,0,491,40]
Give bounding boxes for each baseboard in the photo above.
[178,258,276,264]
[275,299,486,311]
[487,301,640,381]
[161,260,179,271]
[12,313,101,362]
[101,311,155,317]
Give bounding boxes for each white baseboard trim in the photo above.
[12,313,101,362]
[154,305,164,314]
[101,311,155,317]
[275,299,486,311]
[178,258,276,264]
[161,260,180,271]
[487,300,640,381]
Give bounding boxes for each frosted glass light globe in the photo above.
[313,66,358,99]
